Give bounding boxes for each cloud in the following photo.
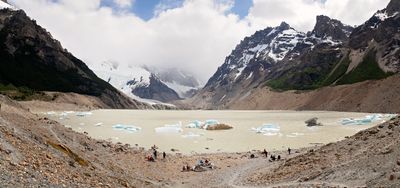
[10,0,251,82]
[246,0,391,31]
[8,0,391,83]
[113,0,134,9]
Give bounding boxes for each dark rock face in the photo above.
[131,74,181,102]
[0,9,140,108]
[349,0,400,72]
[387,0,400,14]
[311,15,353,41]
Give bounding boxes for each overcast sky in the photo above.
[9,0,390,83]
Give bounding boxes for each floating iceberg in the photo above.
[340,114,390,125]
[76,112,93,117]
[186,120,220,130]
[251,124,280,134]
[155,122,183,133]
[286,132,305,137]
[94,123,103,127]
[263,132,280,136]
[181,132,202,138]
[155,127,183,133]
[203,120,219,129]
[186,120,204,128]
[112,124,141,133]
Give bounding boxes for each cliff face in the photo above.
[0,9,143,109]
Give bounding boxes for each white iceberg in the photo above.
[181,132,202,138]
[155,127,183,133]
[155,122,183,133]
[94,123,103,127]
[112,124,141,133]
[251,124,280,134]
[286,132,304,137]
[186,120,204,128]
[185,120,220,130]
[340,114,394,125]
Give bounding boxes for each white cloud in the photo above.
[246,0,391,31]
[8,0,392,83]
[10,0,251,82]
[114,0,134,9]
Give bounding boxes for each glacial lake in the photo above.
[45,110,391,154]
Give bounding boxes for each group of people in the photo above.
[260,147,292,162]
[182,159,214,172]
[146,145,166,162]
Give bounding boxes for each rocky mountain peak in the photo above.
[277,21,291,30]
[386,0,400,14]
[311,15,353,41]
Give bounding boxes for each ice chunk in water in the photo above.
[76,112,93,117]
[112,124,141,133]
[165,121,182,128]
[251,124,280,134]
[181,132,202,138]
[186,120,204,128]
[94,123,103,127]
[340,114,390,125]
[155,126,183,133]
[186,120,220,129]
[203,120,219,129]
[155,122,183,133]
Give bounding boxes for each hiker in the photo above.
[262,149,268,158]
[163,151,166,159]
[153,149,158,159]
[277,155,281,160]
[288,147,291,155]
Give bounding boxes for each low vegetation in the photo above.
[337,50,393,85]
[0,83,53,101]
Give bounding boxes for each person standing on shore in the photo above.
[263,149,268,158]
[163,152,166,159]
[288,147,291,155]
[153,148,157,160]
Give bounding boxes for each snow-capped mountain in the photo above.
[189,0,400,110]
[204,16,351,90]
[146,67,202,98]
[190,15,355,108]
[90,62,181,104]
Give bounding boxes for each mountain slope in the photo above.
[0,8,143,109]
[188,0,399,112]
[189,15,353,108]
